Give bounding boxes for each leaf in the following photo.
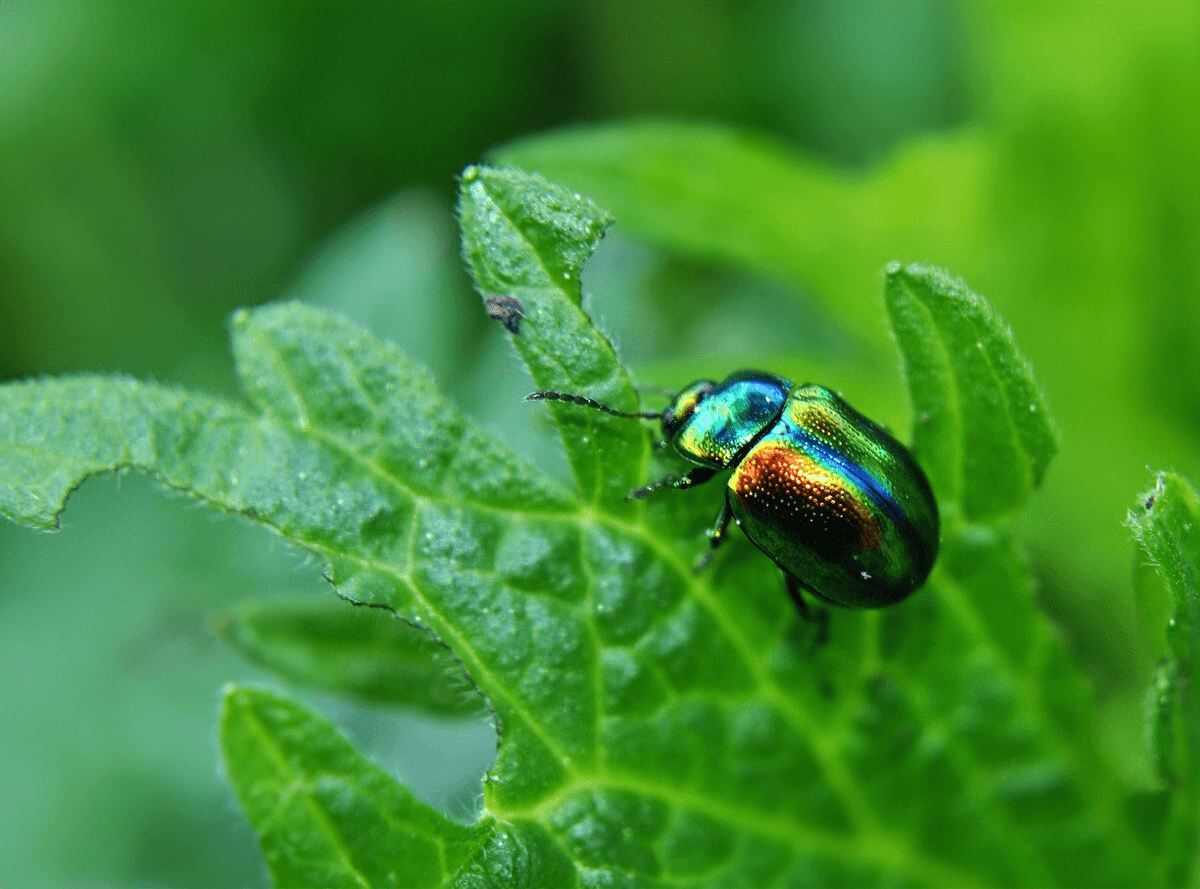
[884,262,1057,522]
[1127,472,1200,886]
[213,598,484,716]
[457,164,648,507]
[220,685,488,888]
[0,302,587,884]
[0,169,1152,887]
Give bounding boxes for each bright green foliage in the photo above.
[0,165,1175,886]
[213,599,483,716]
[220,686,487,888]
[884,263,1056,523]
[457,165,646,507]
[1127,473,1200,887]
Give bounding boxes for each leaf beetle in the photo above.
[529,370,939,619]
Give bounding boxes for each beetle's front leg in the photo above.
[626,466,718,501]
[692,494,734,573]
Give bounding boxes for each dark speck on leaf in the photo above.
[485,294,525,335]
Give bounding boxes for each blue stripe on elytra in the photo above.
[788,426,925,563]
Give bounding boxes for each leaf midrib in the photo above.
[236,698,372,889]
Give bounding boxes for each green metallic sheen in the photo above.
[663,371,938,609]
[528,369,939,614]
[666,372,789,468]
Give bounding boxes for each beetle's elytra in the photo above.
[528,370,939,615]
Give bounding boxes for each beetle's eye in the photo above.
[662,380,715,440]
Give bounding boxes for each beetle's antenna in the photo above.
[526,391,660,420]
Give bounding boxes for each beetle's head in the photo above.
[661,380,716,441]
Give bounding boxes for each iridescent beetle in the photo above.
[529,371,939,618]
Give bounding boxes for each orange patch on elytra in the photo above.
[732,442,882,552]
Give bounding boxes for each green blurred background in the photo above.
[1,2,1197,886]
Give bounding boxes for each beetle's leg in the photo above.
[692,494,734,573]
[708,494,734,549]
[627,466,718,501]
[785,573,830,646]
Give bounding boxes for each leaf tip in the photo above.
[219,683,271,724]
[220,681,246,707]
[884,261,966,299]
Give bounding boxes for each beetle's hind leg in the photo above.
[785,573,830,647]
[627,465,718,501]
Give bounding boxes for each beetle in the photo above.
[528,370,939,619]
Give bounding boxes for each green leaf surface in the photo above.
[1127,472,1200,886]
[220,685,488,888]
[0,167,1155,887]
[457,165,647,507]
[213,598,483,716]
[884,262,1057,522]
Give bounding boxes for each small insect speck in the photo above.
[484,294,525,335]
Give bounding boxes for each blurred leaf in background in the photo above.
[1,0,1198,887]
